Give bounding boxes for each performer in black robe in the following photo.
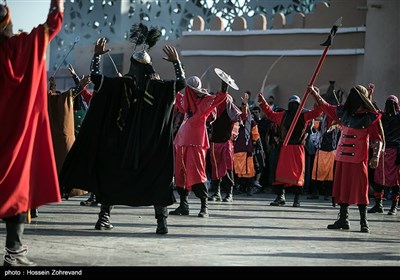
[60,26,185,234]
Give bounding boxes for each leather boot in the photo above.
[95,205,114,230]
[208,180,222,201]
[223,186,234,202]
[192,183,209,218]
[388,187,399,215]
[270,185,285,206]
[358,204,369,233]
[327,204,350,230]
[80,192,98,206]
[154,205,168,234]
[30,208,39,219]
[293,193,300,207]
[388,199,398,216]
[169,188,190,215]
[368,198,383,213]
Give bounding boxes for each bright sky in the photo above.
[8,0,49,32]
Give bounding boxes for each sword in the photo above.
[283,17,342,147]
[107,52,120,76]
[199,64,213,80]
[53,36,80,76]
[260,55,284,93]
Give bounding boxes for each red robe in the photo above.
[319,102,383,205]
[260,103,322,187]
[174,88,227,190]
[0,10,63,218]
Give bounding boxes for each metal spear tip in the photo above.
[333,17,343,27]
[74,36,80,44]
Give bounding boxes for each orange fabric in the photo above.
[234,152,255,178]
[312,149,336,181]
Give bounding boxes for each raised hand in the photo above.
[162,45,179,62]
[95,38,111,55]
[241,91,249,105]
[68,64,76,76]
[79,75,91,88]
[258,92,267,106]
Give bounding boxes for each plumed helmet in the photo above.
[129,23,161,65]
[288,95,301,104]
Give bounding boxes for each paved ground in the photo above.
[1,191,399,273]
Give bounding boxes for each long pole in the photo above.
[52,36,80,77]
[282,17,342,147]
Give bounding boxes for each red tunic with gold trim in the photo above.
[319,102,383,205]
[0,10,63,218]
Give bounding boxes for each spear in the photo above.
[282,17,342,147]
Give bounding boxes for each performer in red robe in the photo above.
[310,85,384,233]
[170,77,227,218]
[258,94,322,207]
[0,0,63,266]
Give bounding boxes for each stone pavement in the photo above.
[0,192,399,270]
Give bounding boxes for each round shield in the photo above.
[214,68,239,90]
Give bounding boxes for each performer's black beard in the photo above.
[344,89,363,114]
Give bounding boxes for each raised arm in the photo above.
[46,0,64,40]
[90,37,111,75]
[163,45,186,91]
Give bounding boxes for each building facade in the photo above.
[50,0,399,109]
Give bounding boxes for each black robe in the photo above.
[59,74,185,206]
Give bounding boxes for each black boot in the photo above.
[192,183,209,218]
[307,180,320,199]
[368,198,383,213]
[169,188,190,215]
[80,192,98,206]
[388,199,398,216]
[30,208,38,219]
[223,186,234,202]
[270,186,285,206]
[95,205,114,230]
[208,180,222,201]
[358,204,369,233]
[154,205,168,234]
[327,204,350,230]
[293,193,300,207]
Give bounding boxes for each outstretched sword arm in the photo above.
[282,17,342,147]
